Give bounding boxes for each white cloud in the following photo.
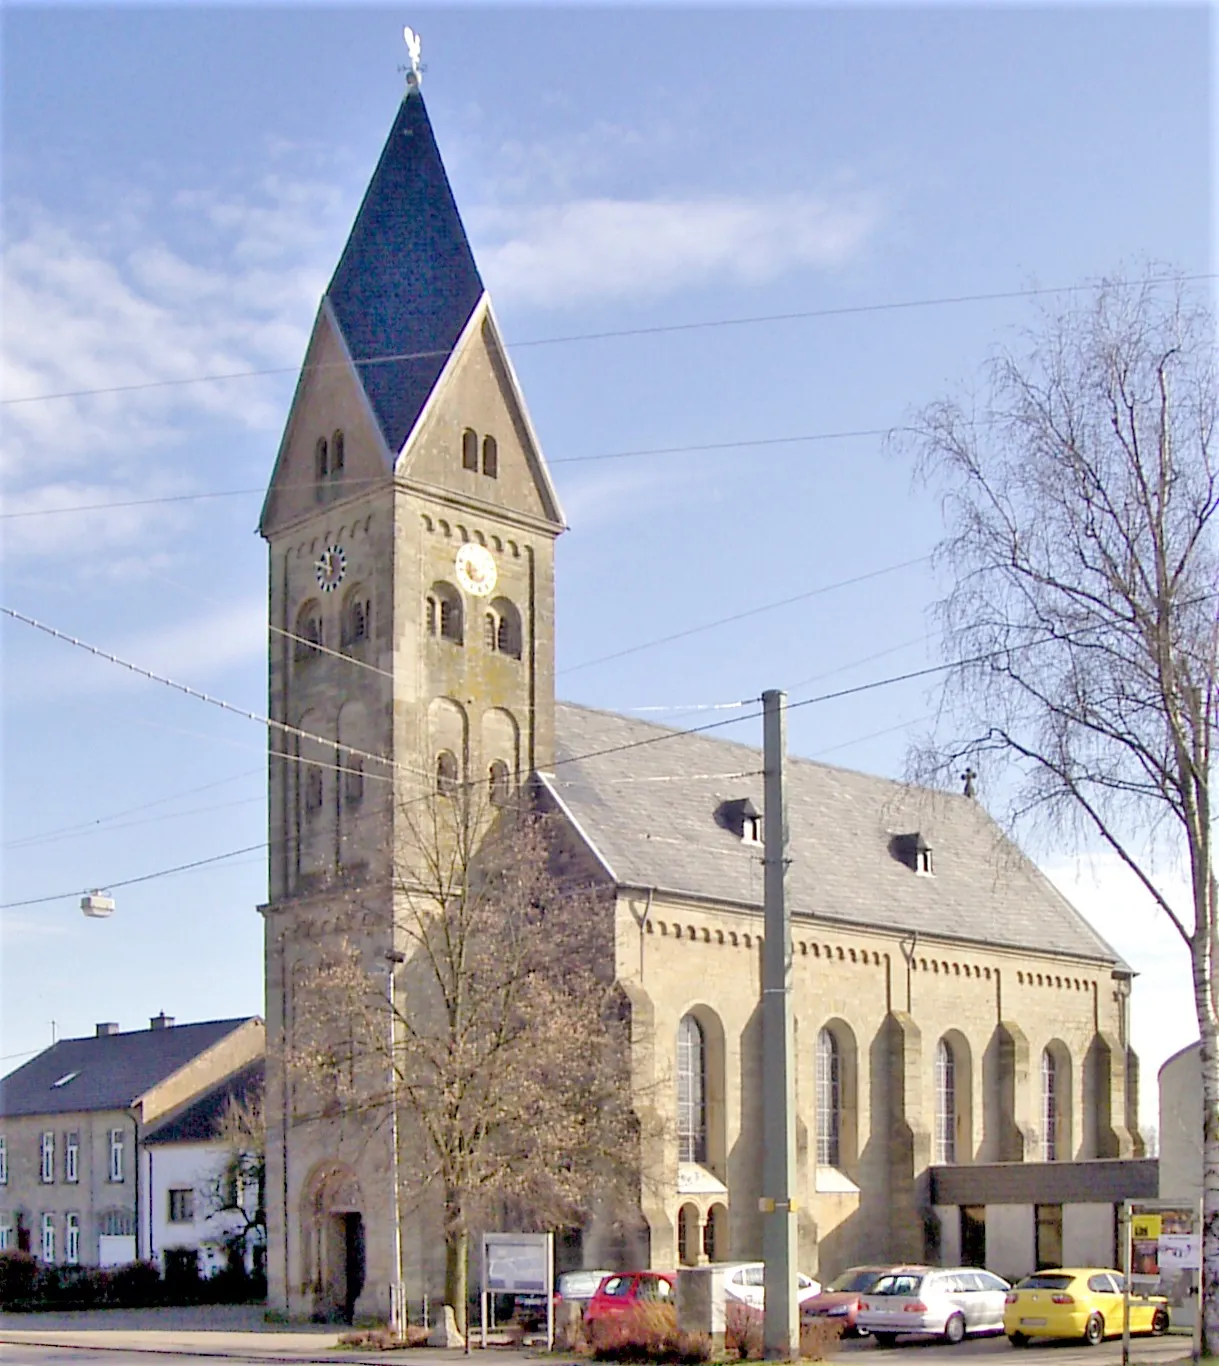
[471,193,879,308]
[1043,853,1197,1128]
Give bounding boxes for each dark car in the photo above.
[801,1266,890,1335]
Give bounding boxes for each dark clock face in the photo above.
[315,545,346,593]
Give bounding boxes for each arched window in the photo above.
[462,428,479,472]
[341,587,370,647]
[482,434,498,478]
[934,1038,957,1164]
[816,1028,841,1167]
[1042,1048,1059,1161]
[314,436,329,482]
[489,598,522,659]
[304,766,324,817]
[436,750,459,798]
[428,583,462,644]
[484,612,497,650]
[294,601,323,662]
[489,760,511,807]
[677,1014,707,1164]
[331,429,345,474]
[344,756,364,807]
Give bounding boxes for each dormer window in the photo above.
[716,797,762,845]
[891,832,934,875]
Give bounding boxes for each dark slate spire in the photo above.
[327,89,484,456]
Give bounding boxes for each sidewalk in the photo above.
[0,1304,551,1364]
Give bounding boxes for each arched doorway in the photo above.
[303,1163,365,1323]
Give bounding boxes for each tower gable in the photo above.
[397,298,565,530]
[260,303,391,536]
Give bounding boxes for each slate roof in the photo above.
[327,88,484,457]
[546,703,1122,966]
[0,1018,256,1118]
[143,1059,264,1145]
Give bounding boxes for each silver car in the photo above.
[856,1266,1011,1345]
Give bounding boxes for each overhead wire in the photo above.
[4,271,1213,408]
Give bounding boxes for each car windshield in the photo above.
[1017,1275,1074,1291]
[831,1269,883,1293]
[601,1277,633,1298]
[870,1274,923,1297]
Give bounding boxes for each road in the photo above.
[0,1333,1192,1366]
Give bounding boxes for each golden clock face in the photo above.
[455,543,497,597]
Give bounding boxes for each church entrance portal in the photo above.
[305,1164,365,1323]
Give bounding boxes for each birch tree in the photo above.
[899,273,1216,1344]
[291,793,642,1336]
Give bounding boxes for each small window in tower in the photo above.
[315,437,329,483]
[482,435,498,478]
[426,595,437,636]
[431,583,463,644]
[491,598,522,659]
[484,612,497,651]
[436,751,459,798]
[342,587,369,647]
[489,760,511,807]
[305,766,324,816]
[344,757,364,807]
[462,428,478,472]
[294,602,324,663]
[331,430,345,474]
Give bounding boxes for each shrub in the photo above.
[799,1316,844,1361]
[725,1301,844,1361]
[0,1250,39,1306]
[590,1303,712,1364]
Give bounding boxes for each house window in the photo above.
[677,1014,707,1164]
[168,1188,195,1223]
[0,1219,12,1251]
[1042,1049,1059,1161]
[489,760,511,807]
[304,766,324,817]
[482,434,498,478]
[462,428,478,471]
[40,1212,55,1264]
[109,1128,125,1183]
[65,1132,79,1184]
[294,601,323,662]
[344,757,364,807]
[1036,1204,1064,1270]
[816,1028,841,1167]
[40,1131,55,1184]
[65,1213,80,1264]
[0,1135,7,1184]
[436,751,459,798]
[331,429,345,474]
[934,1038,957,1164]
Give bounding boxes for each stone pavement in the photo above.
[0,1305,550,1364]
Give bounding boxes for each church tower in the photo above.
[259,74,565,1321]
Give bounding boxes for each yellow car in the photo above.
[1004,1268,1169,1346]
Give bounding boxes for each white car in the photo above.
[856,1266,1010,1345]
[722,1262,821,1311]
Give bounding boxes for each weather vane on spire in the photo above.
[403,26,423,90]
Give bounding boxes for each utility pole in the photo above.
[386,948,406,1335]
[761,689,798,1359]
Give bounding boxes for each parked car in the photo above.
[555,1268,615,1316]
[801,1266,891,1334]
[721,1262,821,1312]
[856,1266,1010,1345]
[1003,1268,1169,1346]
[584,1271,677,1323]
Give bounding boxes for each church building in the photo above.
[258,74,1147,1324]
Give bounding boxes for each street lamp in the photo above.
[386,948,406,1335]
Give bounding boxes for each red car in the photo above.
[585,1271,677,1322]
[801,1265,890,1335]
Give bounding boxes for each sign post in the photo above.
[481,1232,554,1350]
[1122,1199,1202,1366]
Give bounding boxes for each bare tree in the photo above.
[291,791,643,1335]
[201,1091,266,1279]
[898,272,1216,1342]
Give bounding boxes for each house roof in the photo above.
[545,703,1123,967]
[0,1018,257,1118]
[326,88,484,458]
[143,1059,264,1145]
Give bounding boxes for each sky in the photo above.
[1,4,1213,1129]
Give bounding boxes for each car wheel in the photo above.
[943,1314,966,1345]
[1152,1308,1170,1336]
[1084,1313,1104,1346]
[873,1332,898,1348]
[1008,1333,1029,1348]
